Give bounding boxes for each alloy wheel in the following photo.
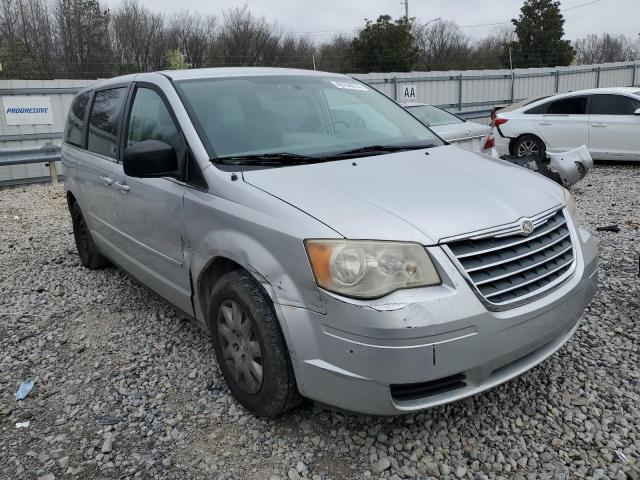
[517,140,539,158]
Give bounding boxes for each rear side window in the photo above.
[524,102,549,114]
[589,94,640,115]
[546,96,587,115]
[88,88,128,159]
[64,92,90,147]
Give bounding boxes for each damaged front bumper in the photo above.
[276,228,598,415]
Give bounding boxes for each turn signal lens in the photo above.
[305,240,441,299]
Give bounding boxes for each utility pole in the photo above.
[401,0,409,22]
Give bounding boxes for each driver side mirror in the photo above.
[634,108,640,116]
[123,140,178,178]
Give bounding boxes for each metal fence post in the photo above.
[458,74,463,110]
[510,71,515,103]
[632,64,637,87]
[392,77,398,100]
[554,69,560,92]
[596,66,601,88]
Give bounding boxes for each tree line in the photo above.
[0,0,638,80]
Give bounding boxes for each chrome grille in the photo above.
[445,209,575,307]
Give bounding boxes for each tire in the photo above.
[209,270,301,417]
[513,134,546,160]
[70,202,109,269]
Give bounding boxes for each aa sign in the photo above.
[399,84,417,101]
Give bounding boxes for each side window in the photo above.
[64,92,90,147]
[546,96,587,115]
[126,88,186,168]
[589,94,640,115]
[524,102,549,115]
[88,88,128,159]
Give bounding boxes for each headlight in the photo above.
[563,188,579,224]
[305,240,441,299]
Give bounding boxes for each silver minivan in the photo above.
[63,68,598,417]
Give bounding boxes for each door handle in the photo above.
[592,122,607,128]
[114,181,130,193]
[537,121,552,126]
[100,175,113,186]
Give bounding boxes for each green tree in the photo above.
[506,0,574,68]
[351,15,418,73]
[165,48,191,69]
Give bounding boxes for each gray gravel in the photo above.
[1,164,639,480]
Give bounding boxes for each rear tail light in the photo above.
[483,133,495,150]
[494,117,508,126]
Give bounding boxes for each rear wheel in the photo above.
[209,270,301,417]
[70,202,109,269]
[513,134,546,159]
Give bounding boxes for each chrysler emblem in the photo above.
[520,219,534,235]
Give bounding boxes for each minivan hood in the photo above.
[242,145,564,244]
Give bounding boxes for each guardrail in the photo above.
[0,145,62,187]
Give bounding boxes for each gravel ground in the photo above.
[1,164,638,480]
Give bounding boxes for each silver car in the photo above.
[62,68,598,417]
[402,102,497,156]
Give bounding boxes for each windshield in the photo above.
[175,75,443,163]
[406,105,464,126]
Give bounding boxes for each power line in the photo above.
[458,0,606,28]
[286,0,608,35]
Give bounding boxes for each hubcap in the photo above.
[217,300,264,394]
[517,140,539,158]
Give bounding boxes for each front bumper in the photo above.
[276,227,598,415]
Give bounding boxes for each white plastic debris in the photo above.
[549,145,593,187]
[15,421,30,428]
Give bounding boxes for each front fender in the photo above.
[190,228,326,315]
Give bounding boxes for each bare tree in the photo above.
[316,36,354,73]
[414,19,470,70]
[0,0,57,78]
[573,33,637,65]
[54,0,113,78]
[168,10,216,69]
[211,6,280,66]
[111,0,168,73]
[468,25,514,69]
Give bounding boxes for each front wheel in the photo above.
[209,270,301,417]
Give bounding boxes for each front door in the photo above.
[111,85,192,314]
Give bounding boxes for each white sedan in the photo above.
[494,87,640,161]
[402,103,498,156]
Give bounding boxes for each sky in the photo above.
[119,0,640,42]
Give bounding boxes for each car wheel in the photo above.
[209,270,301,417]
[70,202,109,269]
[514,134,546,159]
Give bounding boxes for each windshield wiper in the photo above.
[214,152,322,166]
[325,143,437,159]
